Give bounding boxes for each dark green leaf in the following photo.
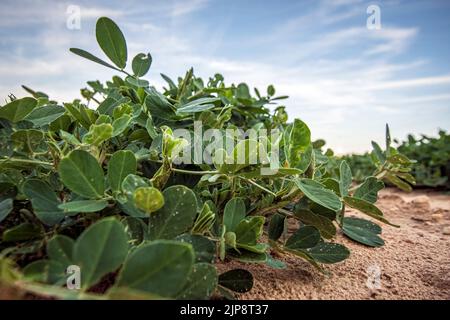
[148,185,198,239]
[294,178,342,212]
[58,150,105,199]
[285,225,321,249]
[96,17,127,69]
[73,217,128,288]
[117,240,194,297]
[218,269,253,293]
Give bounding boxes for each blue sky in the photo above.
[0,0,449,153]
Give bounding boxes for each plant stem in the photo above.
[240,176,277,197]
[0,158,53,166]
[171,168,219,175]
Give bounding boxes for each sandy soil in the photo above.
[221,188,450,300]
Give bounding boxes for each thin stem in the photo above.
[240,176,277,197]
[171,168,219,175]
[0,158,53,166]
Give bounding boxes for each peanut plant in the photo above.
[0,17,414,299]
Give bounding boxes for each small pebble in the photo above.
[443,226,450,235]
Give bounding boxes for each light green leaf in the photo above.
[339,160,352,197]
[117,240,194,297]
[234,216,265,245]
[133,187,164,214]
[73,217,128,289]
[286,119,311,170]
[223,197,246,232]
[58,200,108,213]
[96,17,127,69]
[82,123,113,145]
[111,114,132,137]
[58,150,105,199]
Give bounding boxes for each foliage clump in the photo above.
[0,17,414,299]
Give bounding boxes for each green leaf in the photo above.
[133,187,164,214]
[218,269,253,293]
[223,197,246,232]
[58,150,105,199]
[111,114,132,137]
[0,198,13,223]
[148,185,198,239]
[176,97,220,114]
[268,213,285,241]
[73,217,128,289]
[285,225,321,249]
[294,209,336,239]
[339,160,352,197]
[24,105,65,127]
[82,123,113,145]
[47,235,75,266]
[343,196,398,227]
[354,177,384,203]
[177,263,218,300]
[58,200,108,213]
[107,150,137,192]
[23,260,66,285]
[342,217,384,247]
[22,179,65,226]
[234,216,265,245]
[371,141,385,163]
[121,217,146,248]
[0,97,37,123]
[145,87,175,120]
[117,240,194,297]
[286,119,312,170]
[132,53,152,77]
[386,174,413,192]
[11,129,44,153]
[2,223,43,242]
[125,76,149,88]
[176,234,216,263]
[306,242,350,264]
[96,17,127,69]
[70,48,121,72]
[294,178,342,212]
